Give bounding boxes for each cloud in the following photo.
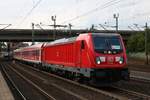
[0,0,150,29]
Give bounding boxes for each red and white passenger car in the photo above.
[14,43,43,64]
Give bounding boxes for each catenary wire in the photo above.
[17,0,43,26]
[61,0,122,24]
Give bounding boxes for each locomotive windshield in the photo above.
[92,35,123,54]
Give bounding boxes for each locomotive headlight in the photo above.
[119,57,124,64]
[96,57,101,64]
[119,61,123,64]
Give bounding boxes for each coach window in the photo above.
[36,50,39,56]
[81,40,85,49]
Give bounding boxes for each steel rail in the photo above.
[16,62,128,100]
[5,63,56,100]
[130,70,150,82]
[11,63,88,100]
[130,77,150,84]
[111,85,150,100]
[0,63,27,100]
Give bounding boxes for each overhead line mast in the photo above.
[145,23,149,65]
[113,13,119,33]
[40,15,68,40]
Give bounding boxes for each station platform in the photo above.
[0,72,14,100]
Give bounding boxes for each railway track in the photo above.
[108,74,150,100]
[111,79,150,99]
[110,85,150,100]
[130,70,150,82]
[2,61,150,100]
[6,61,128,100]
[13,61,150,100]
[0,63,26,100]
[1,63,56,100]
[103,70,150,100]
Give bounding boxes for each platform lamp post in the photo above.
[31,23,34,45]
[113,13,119,33]
[51,15,56,40]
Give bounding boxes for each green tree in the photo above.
[127,29,150,53]
[127,32,143,52]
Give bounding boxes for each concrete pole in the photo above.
[69,23,72,35]
[51,15,56,40]
[32,23,35,45]
[145,22,149,64]
[114,13,119,33]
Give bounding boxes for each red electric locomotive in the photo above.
[13,33,129,84]
[42,33,129,84]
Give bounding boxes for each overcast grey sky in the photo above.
[0,0,150,30]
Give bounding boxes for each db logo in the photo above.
[108,57,114,63]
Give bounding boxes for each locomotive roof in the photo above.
[26,43,44,48]
[23,43,44,50]
[44,33,120,47]
[45,37,77,46]
[92,33,120,36]
[14,43,44,52]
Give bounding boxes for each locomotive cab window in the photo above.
[92,35,123,54]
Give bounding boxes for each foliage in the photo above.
[127,29,150,53]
